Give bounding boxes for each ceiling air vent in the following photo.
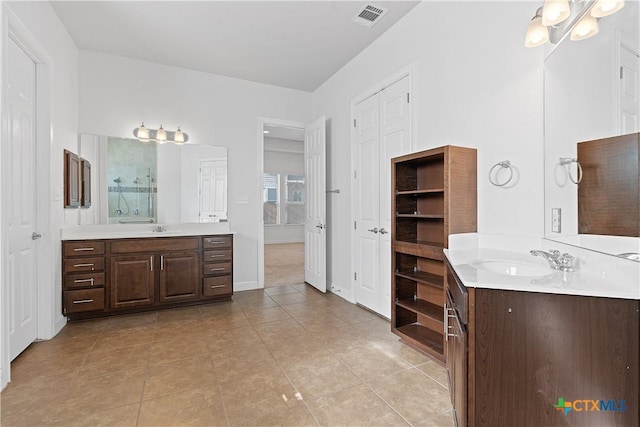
[352,3,388,28]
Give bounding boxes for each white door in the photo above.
[619,45,639,134]
[304,116,326,292]
[354,76,411,318]
[7,38,39,360]
[199,159,227,222]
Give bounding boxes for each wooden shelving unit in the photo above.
[391,145,476,362]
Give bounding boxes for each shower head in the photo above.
[113,177,122,184]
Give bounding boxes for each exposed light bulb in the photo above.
[542,0,571,26]
[263,130,270,134]
[571,14,599,41]
[156,125,167,143]
[174,127,185,144]
[590,0,624,17]
[525,10,549,48]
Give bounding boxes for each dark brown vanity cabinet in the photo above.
[445,260,639,427]
[62,234,233,319]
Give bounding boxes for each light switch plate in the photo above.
[552,208,561,233]
[236,196,249,205]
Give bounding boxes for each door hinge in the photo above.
[354,272,357,280]
[354,221,357,230]
[406,93,410,103]
[353,119,357,128]
[620,66,624,79]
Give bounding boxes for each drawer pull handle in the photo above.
[208,254,226,258]
[73,247,95,251]
[73,263,94,268]
[207,240,225,244]
[73,278,95,285]
[209,267,226,272]
[210,284,226,289]
[72,299,94,304]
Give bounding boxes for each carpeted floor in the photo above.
[265,243,304,288]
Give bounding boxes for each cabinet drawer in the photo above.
[203,249,232,262]
[64,288,105,313]
[63,257,105,273]
[203,276,232,297]
[63,241,105,257]
[64,272,105,289]
[203,262,232,276]
[111,237,199,254]
[202,235,232,249]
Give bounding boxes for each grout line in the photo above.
[210,354,231,427]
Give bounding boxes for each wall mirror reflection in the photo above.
[543,0,639,259]
[79,134,227,225]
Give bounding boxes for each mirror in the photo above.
[78,134,227,225]
[544,1,639,258]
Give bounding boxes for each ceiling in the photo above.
[51,1,421,92]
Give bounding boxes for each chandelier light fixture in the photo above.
[525,0,624,48]
[132,122,189,144]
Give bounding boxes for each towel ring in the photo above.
[559,158,582,184]
[489,161,513,187]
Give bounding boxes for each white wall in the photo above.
[1,1,78,388]
[78,51,312,288]
[312,1,545,297]
[264,137,305,244]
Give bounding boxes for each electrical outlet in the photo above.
[552,208,561,233]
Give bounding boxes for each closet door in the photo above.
[353,75,411,317]
[354,94,381,312]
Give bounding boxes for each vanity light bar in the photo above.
[133,122,189,144]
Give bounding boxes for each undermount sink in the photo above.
[469,259,550,277]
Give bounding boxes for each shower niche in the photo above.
[107,137,158,223]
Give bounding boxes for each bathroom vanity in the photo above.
[61,224,233,320]
[443,235,639,427]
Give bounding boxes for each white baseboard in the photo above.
[328,281,355,303]
[233,281,259,292]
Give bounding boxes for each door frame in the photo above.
[256,117,307,289]
[1,6,55,389]
[349,63,414,305]
[614,29,640,134]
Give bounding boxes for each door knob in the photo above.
[379,228,388,234]
[31,232,42,240]
[315,223,324,229]
[367,227,379,234]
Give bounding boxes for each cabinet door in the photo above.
[159,252,199,303]
[453,320,468,427]
[110,255,155,309]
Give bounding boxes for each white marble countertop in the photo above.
[445,234,640,300]
[61,223,233,241]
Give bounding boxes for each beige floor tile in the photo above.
[92,326,155,351]
[265,285,300,296]
[281,302,332,319]
[55,318,111,337]
[233,400,318,427]
[368,368,452,424]
[205,325,263,352]
[415,409,456,427]
[67,368,146,413]
[199,300,244,318]
[373,339,438,367]
[307,383,409,426]
[151,318,209,341]
[10,352,86,385]
[243,305,292,324]
[200,314,253,332]
[252,318,307,343]
[333,343,412,382]
[148,335,211,365]
[213,342,279,383]
[138,387,227,427]
[20,333,99,360]
[143,355,216,400]
[269,292,308,306]
[156,306,204,323]
[78,343,150,377]
[417,360,450,389]
[1,386,77,426]
[101,311,158,331]
[49,403,140,427]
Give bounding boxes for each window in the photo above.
[263,173,279,225]
[263,172,305,225]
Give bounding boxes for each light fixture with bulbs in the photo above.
[525,0,624,48]
[132,122,189,144]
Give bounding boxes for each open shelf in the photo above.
[396,189,445,196]
[396,270,443,289]
[396,298,443,324]
[396,323,444,355]
[396,213,445,219]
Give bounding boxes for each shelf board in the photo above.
[396,299,443,324]
[395,270,444,289]
[395,323,444,355]
[396,213,445,219]
[393,240,445,260]
[396,189,445,196]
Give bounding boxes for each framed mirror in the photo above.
[78,134,227,225]
[543,1,639,258]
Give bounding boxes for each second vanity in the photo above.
[444,234,639,427]
[61,223,234,320]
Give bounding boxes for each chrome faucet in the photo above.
[152,225,167,233]
[530,249,575,272]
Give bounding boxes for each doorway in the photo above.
[262,123,306,288]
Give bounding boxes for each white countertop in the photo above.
[445,234,640,300]
[61,223,233,240]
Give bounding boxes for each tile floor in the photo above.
[1,284,453,426]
